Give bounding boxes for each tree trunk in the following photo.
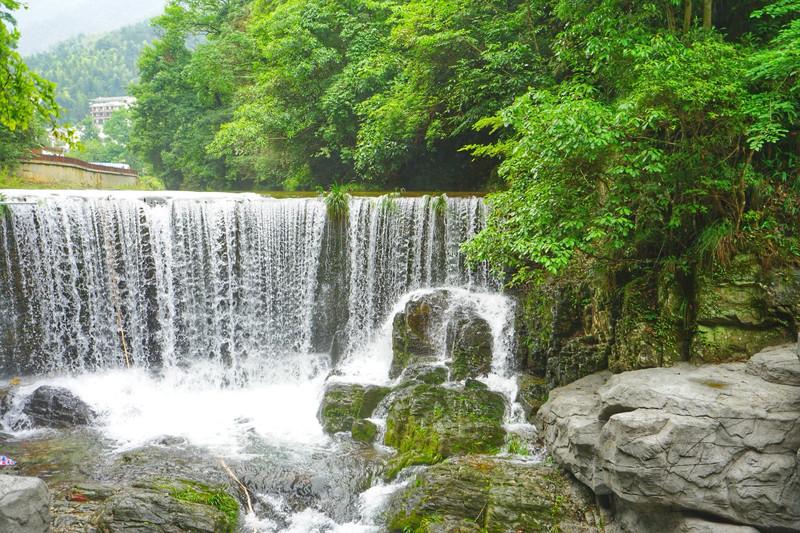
[683,0,693,32]
[703,0,712,29]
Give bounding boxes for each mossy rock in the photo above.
[399,364,449,385]
[391,291,451,379]
[692,325,788,364]
[609,272,684,372]
[383,383,506,477]
[385,456,601,533]
[515,374,548,421]
[446,307,493,381]
[94,479,238,533]
[351,419,378,443]
[693,255,794,363]
[318,383,391,434]
[545,336,608,390]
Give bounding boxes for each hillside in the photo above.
[15,0,164,56]
[27,20,158,124]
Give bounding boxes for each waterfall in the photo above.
[0,191,494,380]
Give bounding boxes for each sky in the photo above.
[14,0,166,56]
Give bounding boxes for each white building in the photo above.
[89,96,136,128]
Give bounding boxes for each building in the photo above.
[89,96,136,128]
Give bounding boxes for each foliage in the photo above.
[130,0,256,190]
[464,0,800,286]
[75,108,141,168]
[26,21,157,124]
[320,182,353,221]
[132,0,543,190]
[0,0,60,170]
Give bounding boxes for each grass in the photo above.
[167,480,239,532]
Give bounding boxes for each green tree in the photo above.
[0,0,60,169]
[465,0,800,284]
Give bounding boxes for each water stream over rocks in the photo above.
[0,190,531,531]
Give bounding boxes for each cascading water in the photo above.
[0,190,524,532]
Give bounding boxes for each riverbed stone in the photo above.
[20,386,96,429]
[391,290,451,378]
[537,344,800,531]
[351,419,378,444]
[383,383,506,476]
[385,456,602,532]
[398,364,448,385]
[446,306,493,381]
[93,479,238,533]
[0,475,50,533]
[318,383,391,434]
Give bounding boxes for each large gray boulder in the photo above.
[21,386,96,429]
[0,475,50,532]
[537,344,800,531]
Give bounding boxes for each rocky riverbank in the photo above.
[538,343,800,532]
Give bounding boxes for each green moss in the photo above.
[165,480,239,532]
[383,384,506,479]
[351,418,379,443]
[319,384,391,433]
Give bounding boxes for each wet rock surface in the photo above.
[19,386,96,429]
[391,290,452,378]
[385,456,602,532]
[0,429,240,532]
[383,383,506,475]
[445,306,493,381]
[537,343,800,531]
[234,438,388,527]
[93,479,238,533]
[317,383,391,434]
[0,474,50,532]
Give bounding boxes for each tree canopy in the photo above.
[0,0,60,169]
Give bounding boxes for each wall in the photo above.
[19,158,139,189]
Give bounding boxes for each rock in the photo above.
[746,343,800,386]
[0,475,50,532]
[610,500,761,533]
[609,273,685,372]
[515,374,548,421]
[693,255,794,363]
[93,479,238,533]
[318,383,391,434]
[398,364,448,385]
[21,386,95,429]
[546,335,608,390]
[383,383,506,476]
[350,419,378,444]
[537,345,800,531]
[385,456,602,532]
[445,306,493,381]
[69,482,115,502]
[512,281,611,388]
[390,290,451,378]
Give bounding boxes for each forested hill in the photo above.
[27,21,158,124]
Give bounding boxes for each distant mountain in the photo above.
[15,0,165,56]
[27,20,159,124]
